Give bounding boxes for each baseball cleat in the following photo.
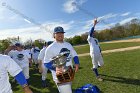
[96,76,103,81]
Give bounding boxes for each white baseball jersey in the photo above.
[44,41,78,83]
[38,47,48,80]
[9,50,31,68]
[0,54,22,93]
[87,36,101,56]
[31,47,40,59]
[25,49,32,58]
[87,36,104,68]
[38,47,46,61]
[8,50,16,58]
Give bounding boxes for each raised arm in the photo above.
[4,45,15,55]
[89,18,98,37]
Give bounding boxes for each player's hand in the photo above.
[8,45,15,50]
[93,18,98,27]
[56,67,63,74]
[23,86,33,93]
[38,67,43,73]
[74,64,79,72]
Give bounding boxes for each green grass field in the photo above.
[74,42,140,54]
[73,49,140,93]
[12,48,140,93]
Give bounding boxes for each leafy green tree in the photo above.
[65,37,73,45]
[0,39,10,52]
[81,32,88,44]
[72,35,82,45]
[33,39,45,49]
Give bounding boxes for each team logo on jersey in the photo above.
[94,39,98,45]
[33,48,40,53]
[60,48,71,62]
[17,54,24,60]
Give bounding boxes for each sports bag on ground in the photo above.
[75,84,100,93]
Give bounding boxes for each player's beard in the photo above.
[56,36,64,43]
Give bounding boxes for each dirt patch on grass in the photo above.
[102,38,140,44]
[78,46,140,57]
[75,38,140,48]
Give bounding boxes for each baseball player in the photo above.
[44,26,80,93]
[87,18,104,81]
[31,45,40,68]
[25,46,32,67]
[25,46,32,59]
[0,54,32,93]
[38,41,53,88]
[8,43,32,84]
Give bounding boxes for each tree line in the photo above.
[0,38,45,53]
[65,18,140,45]
[0,18,140,52]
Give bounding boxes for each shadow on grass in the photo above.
[100,74,140,86]
[73,66,83,70]
[11,67,59,93]
[29,68,59,93]
[10,80,20,91]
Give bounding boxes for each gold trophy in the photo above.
[51,51,75,84]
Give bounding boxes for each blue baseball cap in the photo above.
[54,26,65,33]
[15,43,21,47]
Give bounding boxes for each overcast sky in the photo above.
[0,0,140,42]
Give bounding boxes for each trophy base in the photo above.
[57,66,75,84]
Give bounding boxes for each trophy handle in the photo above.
[57,66,75,84]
